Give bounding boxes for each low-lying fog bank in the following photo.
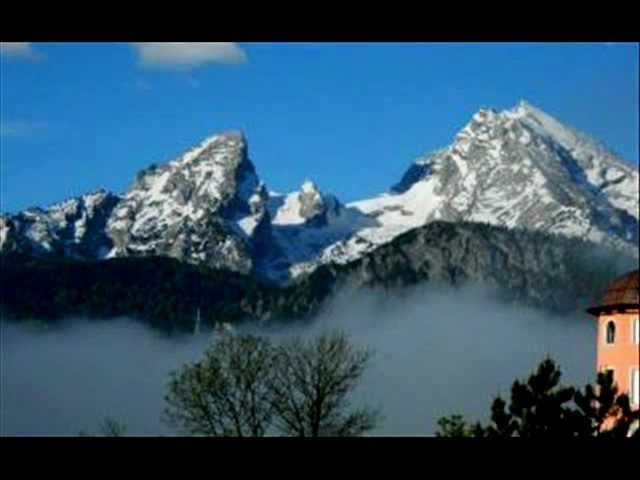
[1,284,596,436]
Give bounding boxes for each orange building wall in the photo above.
[596,309,640,408]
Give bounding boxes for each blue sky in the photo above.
[1,42,638,213]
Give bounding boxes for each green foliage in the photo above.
[163,330,380,437]
[436,358,640,438]
[480,358,579,437]
[435,414,473,438]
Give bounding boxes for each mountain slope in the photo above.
[265,181,376,279]
[1,101,638,283]
[296,101,638,275]
[298,220,637,312]
[3,221,634,331]
[1,132,280,275]
[105,131,277,274]
[0,190,119,259]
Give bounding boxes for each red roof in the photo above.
[586,269,639,316]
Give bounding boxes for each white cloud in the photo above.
[0,42,44,61]
[132,42,247,69]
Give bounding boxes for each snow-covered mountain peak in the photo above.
[103,130,271,273]
[0,189,120,258]
[337,101,639,270]
[511,98,537,115]
[506,100,581,143]
[472,106,499,122]
[266,181,376,279]
[456,100,581,149]
[173,130,246,167]
[301,179,320,194]
[1,131,272,275]
[268,180,341,227]
[501,100,618,160]
[128,130,255,210]
[2,107,637,284]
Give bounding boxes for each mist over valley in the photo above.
[2,284,597,436]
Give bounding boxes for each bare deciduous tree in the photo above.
[79,417,127,436]
[163,330,380,437]
[269,330,380,437]
[163,334,276,437]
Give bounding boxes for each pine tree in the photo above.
[436,357,640,438]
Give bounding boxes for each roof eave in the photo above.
[585,303,640,317]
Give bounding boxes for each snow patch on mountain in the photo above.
[0,190,120,258]
[2,101,637,284]
[294,101,639,272]
[265,181,377,279]
[105,131,271,273]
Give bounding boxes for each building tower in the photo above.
[586,269,639,410]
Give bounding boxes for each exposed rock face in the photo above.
[0,132,280,275]
[266,181,375,280]
[268,180,344,228]
[315,101,639,272]
[391,151,440,194]
[0,190,119,259]
[3,220,633,331]
[296,221,636,313]
[105,131,274,274]
[2,101,638,285]
[297,180,342,227]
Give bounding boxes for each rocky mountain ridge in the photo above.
[2,101,638,285]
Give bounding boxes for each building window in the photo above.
[633,318,639,345]
[631,369,639,407]
[605,320,616,344]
